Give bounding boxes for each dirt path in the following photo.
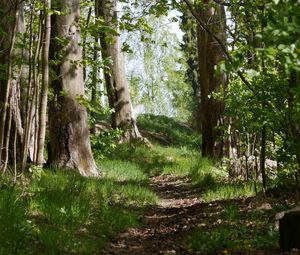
[101,174,282,255]
[102,174,213,255]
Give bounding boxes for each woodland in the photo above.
[0,0,299,254]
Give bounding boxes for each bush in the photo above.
[91,128,123,159]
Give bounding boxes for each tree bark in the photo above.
[0,0,19,169]
[49,0,98,176]
[36,0,51,165]
[91,37,99,135]
[96,0,142,143]
[196,0,228,158]
[21,9,42,172]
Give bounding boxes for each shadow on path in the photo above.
[102,174,215,255]
[102,174,280,255]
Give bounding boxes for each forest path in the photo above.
[101,173,281,255]
[102,174,215,255]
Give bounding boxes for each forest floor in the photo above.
[0,114,287,254]
[102,173,281,255]
[98,114,285,255]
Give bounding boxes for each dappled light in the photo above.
[0,0,299,254]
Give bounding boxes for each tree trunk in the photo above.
[196,0,227,158]
[0,0,19,170]
[21,10,42,172]
[260,125,267,193]
[96,0,142,143]
[91,37,99,135]
[49,0,98,176]
[36,0,51,165]
[180,9,201,129]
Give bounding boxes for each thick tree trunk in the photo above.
[96,0,141,143]
[288,71,300,204]
[49,0,98,176]
[196,0,227,158]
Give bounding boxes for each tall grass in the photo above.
[202,182,257,201]
[0,163,158,254]
[0,186,30,254]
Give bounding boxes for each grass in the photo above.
[0,184,30,254]
[185,203,280,254]
[185,224,279,254]
[0,164,158,254]
[201,182,257,202]
[137,114,201,149]
[100,159,148,183]
[0,114,281,254]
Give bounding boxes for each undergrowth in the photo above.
[0,114,282,254]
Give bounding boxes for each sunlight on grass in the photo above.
[107,143,175,176]
[160,146,200,176]
[189,158,216,184]
[184,157,258,202]
[100,159,148,182]
[137,114,201,149]
[118,184,158,206]
[0,166,157,254]
[202,182,256,202]
[28,170,144,253]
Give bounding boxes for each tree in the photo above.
[124,14,192,120]
[195,0,228,158]
[49,0,98,176]
[96,0,142,143]
[180,7,200,126]
[36,0,51,165]
[0,0,20,171]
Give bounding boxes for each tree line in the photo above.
[0,0,144,177]
[181,0,300,197]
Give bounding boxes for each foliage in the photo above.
[91,128,123,159]
[209,0,300,187]
[124,13,193,120]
